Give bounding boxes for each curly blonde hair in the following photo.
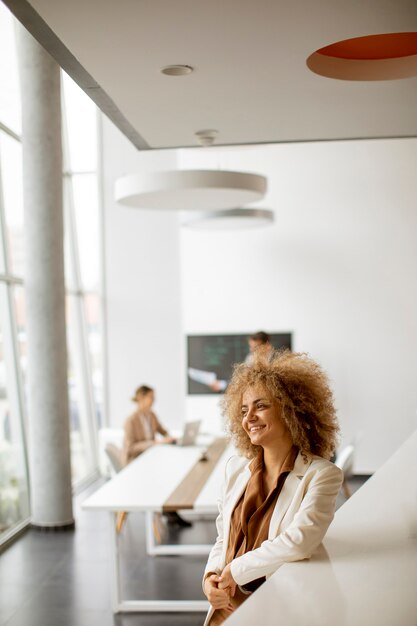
[222,349,339,460]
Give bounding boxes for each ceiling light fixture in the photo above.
[181,208,274,230]
[115,170,267,210]
[194,129,218,146]
[160,64,194,76]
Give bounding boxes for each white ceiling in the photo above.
[5,0,417,150]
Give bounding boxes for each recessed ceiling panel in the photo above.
[5,0,417,149]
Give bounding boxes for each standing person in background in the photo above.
[208,332,273,392]
[245,331,273,364]
[123,384,191,527]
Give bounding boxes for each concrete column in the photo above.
[16,25,74,527]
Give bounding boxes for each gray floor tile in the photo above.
[5,607,115,626]
[114,614,204,626]
[0,557,59,586]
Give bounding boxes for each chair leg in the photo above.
[115,511,164,540]
[342,479,352,499]
[116,511,128,533]
[152,513,162,544]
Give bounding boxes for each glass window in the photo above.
[72,173,100,291]
[62,68,103,483]
[62,73,97,172]
[63,177,76,291]
[84,293,103,428]
[0,4,22,135]
[12,286,27,389]
[66,295,95,483]
[0,6,104,548]
[0,284,29,539]
[0,132,24,277]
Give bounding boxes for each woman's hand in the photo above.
[217,564,237,597]
[156,436,176,445]
[203,574,234,610]
[162,436,176,444]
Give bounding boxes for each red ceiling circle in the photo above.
[307,32,417,80]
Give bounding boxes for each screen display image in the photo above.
[187,333,292,394]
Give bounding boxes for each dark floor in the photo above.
[0,476,368,626]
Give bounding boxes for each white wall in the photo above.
[100,123,417,472]
[101,116,185,431]
[179,139,417,473]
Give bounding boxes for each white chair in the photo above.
[98,428,124,477]
[104,443,123,475]
[102,442,129,532]
[104,442,163,541]
[335,444,355,499]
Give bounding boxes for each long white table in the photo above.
[83,438,234,613]
[224,429,417,626]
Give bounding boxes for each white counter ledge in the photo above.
[224,429,417,626]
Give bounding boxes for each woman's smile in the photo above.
[248,424,267,438]
[249,425,266,432]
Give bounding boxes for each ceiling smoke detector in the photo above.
[160,64,194,76]
[194,129,219,146]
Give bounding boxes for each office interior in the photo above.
[0,1,416,625]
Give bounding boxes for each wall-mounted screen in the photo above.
[187,333,292,394]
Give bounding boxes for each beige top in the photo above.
[122,409,168,466]
[208,446,298,626]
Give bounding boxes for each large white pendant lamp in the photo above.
[115,169,267,210]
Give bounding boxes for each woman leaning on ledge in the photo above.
[202,350,342,626]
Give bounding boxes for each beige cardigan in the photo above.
[122,409,168,465]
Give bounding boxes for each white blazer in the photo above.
[203,451,343,625]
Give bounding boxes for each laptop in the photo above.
[177,419,202,446]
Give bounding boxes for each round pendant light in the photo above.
[181,208,274,230]
[115,170,267,210]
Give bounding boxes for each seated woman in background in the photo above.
[123,384,191,527]
[203,350,342,625]
[123,385,175,465]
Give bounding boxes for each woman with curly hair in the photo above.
[202,350,342,625]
